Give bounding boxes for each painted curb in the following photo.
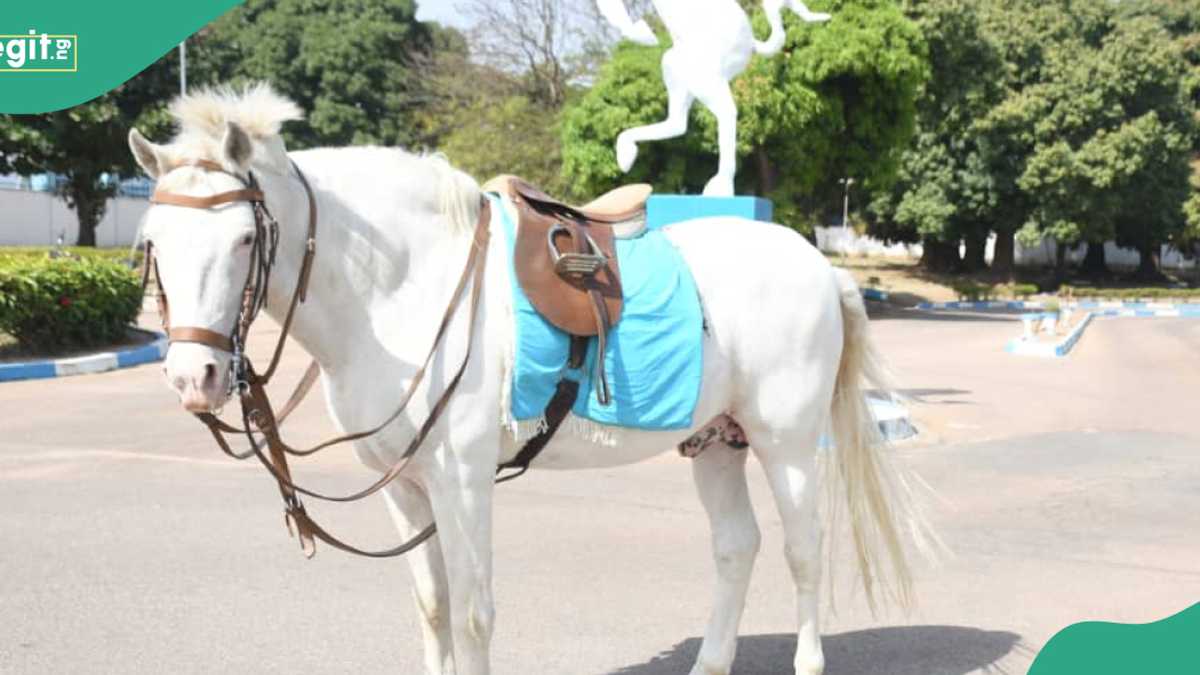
[920,300,1200,313]
[861,287,890,302]
[0,330,167,383]
[820,396,916,448]
[918,300,1043,310]
[1005,304,1200,359]
[1006,313,1095,358]
[870,396,917,442]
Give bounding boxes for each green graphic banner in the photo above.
[1030,603,1199,674]
[0,1,242,113]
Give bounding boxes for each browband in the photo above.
[151,189,266,209]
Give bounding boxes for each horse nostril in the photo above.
[202,363,218,389]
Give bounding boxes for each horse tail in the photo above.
[754,0,788,56]
[827,269,932,612]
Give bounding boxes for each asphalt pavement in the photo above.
[1,309,1197,674]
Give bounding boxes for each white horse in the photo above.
[129,84,920,675]
[596,0,831,197]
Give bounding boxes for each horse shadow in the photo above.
[609,625,1025,675]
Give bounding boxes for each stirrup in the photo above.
[547,224,608,278]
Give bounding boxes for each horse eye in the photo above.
[238,233,254,247]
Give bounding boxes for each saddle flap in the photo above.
[512,199,623,336]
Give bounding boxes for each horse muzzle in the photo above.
[164,343,232,413]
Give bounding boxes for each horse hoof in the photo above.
[616,135,638,172]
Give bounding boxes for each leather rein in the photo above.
[145,158,492,558]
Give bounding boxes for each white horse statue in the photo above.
[596,0,831,197]
[128,84,922,675]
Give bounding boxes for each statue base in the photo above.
[646,195,774,230]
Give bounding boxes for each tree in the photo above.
[562,0,928,235]
[456,0,643,108]
[999,10,1195,281]
[866,0,1005,272]
[1119,0,1200,262]
[870,0,1196,280]
[0,56,178,246]
[440,94,570,193]
[195,0,433,149]
[415,0,656,194]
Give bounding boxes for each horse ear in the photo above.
[221,121,254,170]
[128,128,164,178]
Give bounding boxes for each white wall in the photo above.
[815,226,1197,271]
[0,189,149,248]
[815,226,924,258]
[1008,237,1196,270]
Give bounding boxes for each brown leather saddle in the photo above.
[484,175,652,406]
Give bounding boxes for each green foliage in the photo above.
[950,279,994,301]
[868,0,1004,255]
[0,247,142,265]
[948,280,1041,300]
[197,0,431,149]
[1006,13,1195,261]
[871,0,1199,276]
[561,0,928,232]
[0,57,177,246]
[1011,283,1039,298]
[561,41,707,196]
[0,257,142,349]
[1059,285,1200,299]
[440,95,570,196]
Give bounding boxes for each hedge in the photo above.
[0,246,142,265]
[1059,285,1200,301]
[951,281,1040,301]
[0,256,143,349]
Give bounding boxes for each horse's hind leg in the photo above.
[384,479,455,675]
[692,77,738,197]
[749,429,826,675]
[616,48,694,172]
[689,444,761,675]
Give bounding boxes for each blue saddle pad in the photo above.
[494,193,703,431]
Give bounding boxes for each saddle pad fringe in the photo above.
[511,416,550,444]
[565,416,621,447]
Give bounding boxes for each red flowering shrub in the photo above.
[0,256,142,349]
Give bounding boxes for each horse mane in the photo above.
[425,152,483,236]
[157,83,481,235]
[170,82,301,143]
[158,82,301,175]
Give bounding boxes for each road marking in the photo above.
[0,449,253,469]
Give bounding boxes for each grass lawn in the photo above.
[837,256,960,305]
[834,253,1199,306]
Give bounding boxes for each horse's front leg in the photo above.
[383,478,455,675]
[424,448,497,675]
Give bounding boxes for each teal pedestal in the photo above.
[646,195,774,230]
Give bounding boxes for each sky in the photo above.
[415,0,471,29]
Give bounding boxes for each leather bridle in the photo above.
[144,158,492,558]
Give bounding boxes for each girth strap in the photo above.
[497,335,589,481]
